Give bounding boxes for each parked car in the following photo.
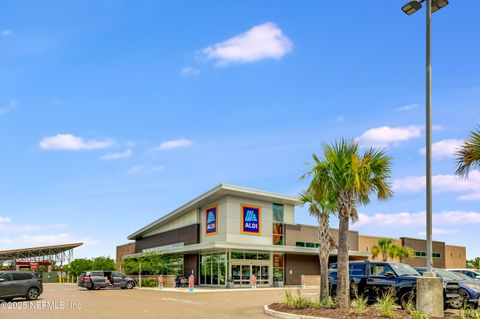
[415,267,480,309]
[329,261,460,309]
[0,271,43,301]
[77,271,136,290]
[449,269,480,281]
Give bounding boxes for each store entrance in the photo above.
[231,264,269,287]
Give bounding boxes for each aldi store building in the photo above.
[125,184,368,287]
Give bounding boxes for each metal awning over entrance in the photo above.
[126,241,370,259]
[0,243,83,265]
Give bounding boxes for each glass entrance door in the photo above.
[241,265,251,286]
[232,265,241,286]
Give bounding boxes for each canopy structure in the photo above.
[0,243,83,265]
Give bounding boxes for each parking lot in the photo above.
[0,283,313,319]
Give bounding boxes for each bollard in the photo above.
[301,275,305,289]
[158,275,164,290]
[188,274,195,293]
[251,275,257,291]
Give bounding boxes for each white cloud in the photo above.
[100,149,132,160]
[393,171,480,200]
[0,216,11,223]
[40,134,115,151]
[356,125,422,147]
[0,99,19,115]
[150,138,192,151]
[1,29,12,37]
[396,104,418,112]
[355,210,480,228]
[127,165,165,175]
[202,22,293,66]
[0,221,66,232]
[418,228,459,236]
[181,67,200,77]
[420,139,464,159]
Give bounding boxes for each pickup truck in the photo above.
[329,261,461,309]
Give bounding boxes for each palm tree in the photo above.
[308,139,393,308]
[395,246,414,264]
[371,238,396,262]
[455,126,480,177]
[299,188,336,301]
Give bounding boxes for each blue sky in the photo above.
[1,1,479,260]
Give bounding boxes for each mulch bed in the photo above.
[269,303,429,319]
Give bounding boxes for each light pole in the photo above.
[401,0,448,274]
[400,0,449,315]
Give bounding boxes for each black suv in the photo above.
[329,261,461,309]
[78,270,136,290]
[0,271,43,302]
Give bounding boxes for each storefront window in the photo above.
[273,254,284,282]
[273,203,284,222]
[273,223,284,245]
[200,252,227,286]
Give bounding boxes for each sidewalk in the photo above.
[138,286,320,293]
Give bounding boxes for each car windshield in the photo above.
[451,272,474,281]
[435,269,462,280]
[390,263,420,276]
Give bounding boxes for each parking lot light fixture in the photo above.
[401,0,423,15]
[431,0,449,12]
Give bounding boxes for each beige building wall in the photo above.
[199,197,228,243]
[224,195,274,245]
[358,235,401,262]
[445,245,467,269]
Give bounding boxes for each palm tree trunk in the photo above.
[318,214,331,301]
[337,212,350,309]
[383,252,387,262]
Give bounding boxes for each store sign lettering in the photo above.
[242,205,260,235]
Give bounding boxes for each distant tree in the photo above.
[467,258,480,269]
[371,238,396,262]
[65,258,93,277]
[455,126,480,177]
[121,253,178,275]
[395,246,414,263]
[91,256,116,271]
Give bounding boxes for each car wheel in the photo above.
[126,281,134,289]
[26,288,39,301]
[400,291,415,310]
[93,285,100,290]
[449,289,469,309]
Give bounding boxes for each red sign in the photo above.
[31,265,37,270]
[15,261,51,266]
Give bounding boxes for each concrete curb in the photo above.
[263,304,331,319]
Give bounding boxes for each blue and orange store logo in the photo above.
[205,205,218,236]
[241,204,261,235]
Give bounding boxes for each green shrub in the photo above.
[321,296,336,309]
[376,288,397,319]
[140,279,157,287]
[409,309,430,319]
[284,291,296,308]
[283,290,312,309]
[459,308,480,319]
[351,294,368,315]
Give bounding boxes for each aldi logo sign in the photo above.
[241,205,261,235]
[205,205,218,236]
